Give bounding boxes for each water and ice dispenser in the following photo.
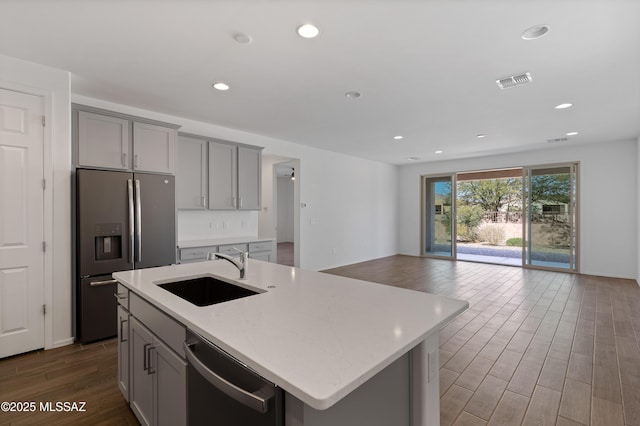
[94,223,123,260]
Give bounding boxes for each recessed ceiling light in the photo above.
[407,157,422,161]
[476,134,486,138]
[233,33,253,44]
[393,135,404,140]
[555,103,573,109]
[297,24,319,38]
[566,131,579,136]
[522,25,550,40]
[435,150,443,154]
[345,91,361,99]
[212,82,230,91]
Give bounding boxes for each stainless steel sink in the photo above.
[158,276,259,306]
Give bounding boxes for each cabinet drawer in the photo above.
[218,243,248,255]
[249,241,272,252]
[115,283,129,310]
[129,292,186,357]
[179,246,217,261]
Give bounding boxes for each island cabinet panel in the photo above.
[133,122,176,174]
[153,337,187,426]
[176,136,207,209]
[117,305,131,402]
[77,110,130,170]
[284,353,410,426]
[130,317,154,426]
[128,294,187,426]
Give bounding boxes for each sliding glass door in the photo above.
[422,175,455,258]
[523,164,578,271]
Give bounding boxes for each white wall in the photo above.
[399,139,638,280]
[277,177,295,242]
[72,95,399,271]
[0,54,72,348]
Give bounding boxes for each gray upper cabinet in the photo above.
[75,105,179,174]
[78,111,130,170]
[208,141,238,209]
[133,122,176,174]
[176,133,263,211]
[237,146,262,210]
[176,136,207,209]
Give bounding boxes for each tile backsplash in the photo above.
[177,210,259,241]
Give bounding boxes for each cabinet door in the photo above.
[208,141,237,209]
[237,146,262,210]
[117,305,130,402]
[130,317,154,426]
[177,136,207,209]
[153,339,187,426]
[78,111,130,169]
[133,122,176,174]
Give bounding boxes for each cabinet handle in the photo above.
[232,197,237,208]
[114,292,127,300]
[201,196,206,207]
[239,197,243,208]
[89,279,118,287]
[143,343,152,371]
[119,318,128,343]
[122,153,127,167]
[134,154,139,168]
[147,346,156,375]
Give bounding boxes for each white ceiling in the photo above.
[1,0,639,165]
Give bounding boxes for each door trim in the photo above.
[0,80,55,350]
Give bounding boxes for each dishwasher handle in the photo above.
[183,342,273,414]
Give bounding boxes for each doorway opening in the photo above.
[421,163,579,272]
[275,162,296,266]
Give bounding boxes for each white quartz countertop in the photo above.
[113,260,468,410]
[178,236,276,248]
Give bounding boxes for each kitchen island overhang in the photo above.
[114,258,468,424]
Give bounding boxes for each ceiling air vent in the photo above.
[496,72,532,89]
[547,137,569,143]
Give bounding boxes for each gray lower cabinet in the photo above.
[130,317,187,426]
[117,305,130,402]
[128,296,187,426]
[248,241,274,262]
[178,240,275,264]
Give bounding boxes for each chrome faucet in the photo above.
[207,250,248,279]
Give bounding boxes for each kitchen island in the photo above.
[113,258,467,426]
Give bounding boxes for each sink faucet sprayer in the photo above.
[207,248,248,279]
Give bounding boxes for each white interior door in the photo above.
[0,88,45,358]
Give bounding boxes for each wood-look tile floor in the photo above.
[324,255,640,426]
[0,338,137,426]
[1,255,638,425]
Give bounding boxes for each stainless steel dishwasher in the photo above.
[184,330,284,425]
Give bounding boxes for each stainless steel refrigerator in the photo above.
[76,168,176,342]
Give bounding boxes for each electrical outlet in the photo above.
[223,221,229,229]
[331,248,337,255]
[241,221,247,229]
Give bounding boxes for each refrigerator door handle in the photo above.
[135,179,142,263]
[128,179,134,264]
